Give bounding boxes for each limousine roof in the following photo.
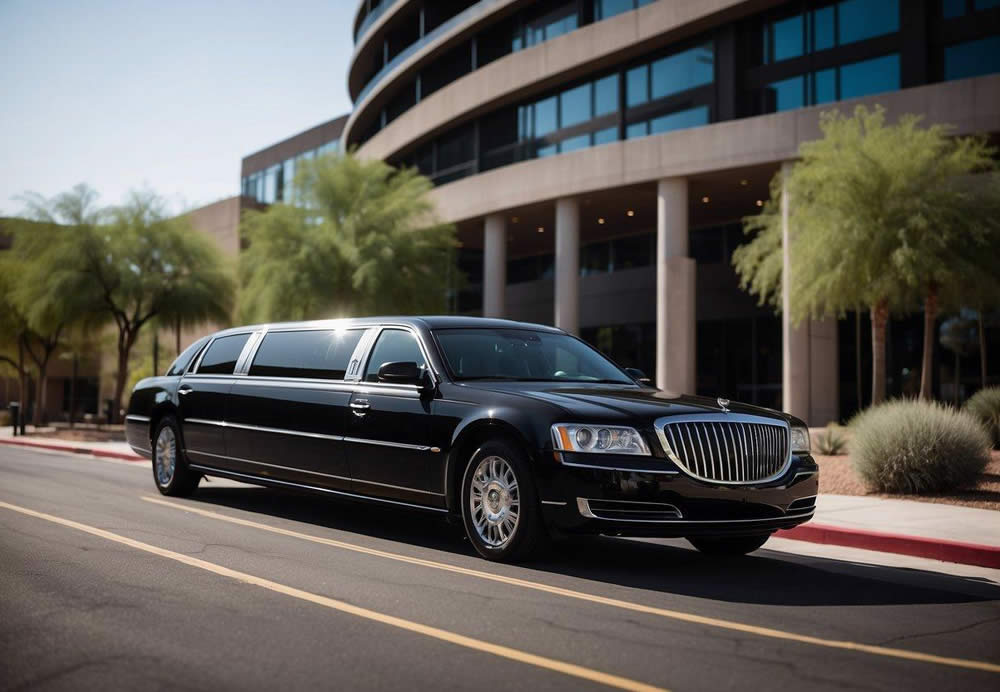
[209,316,565,338]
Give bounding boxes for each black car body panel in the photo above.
[127,316,817,537]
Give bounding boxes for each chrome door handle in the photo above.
[350,401,370,416]
[178,386,193,396]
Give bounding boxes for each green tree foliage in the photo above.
[239,153,457,323]
[15,186,235,422]
[734,105,1000,406]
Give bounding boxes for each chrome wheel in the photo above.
[154,426,177,487]
[469,455,520,548]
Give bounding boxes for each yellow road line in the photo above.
[142,495,1000,675]
[0,500,664,692]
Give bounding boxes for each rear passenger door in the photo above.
[179,332,252,468]
[224,327,367,490]
[346,327,444,505]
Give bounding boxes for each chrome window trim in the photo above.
[343,436,432,452]
[653,413,793,486]
[234,330,266,375]
[243,326,370,381]
[188,463,448,513]
[125,414,151,423]
[577,498,683,522]
[233,378,358,392]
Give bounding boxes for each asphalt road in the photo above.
[1,446,999,692]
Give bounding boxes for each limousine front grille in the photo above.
[654,416,790,484]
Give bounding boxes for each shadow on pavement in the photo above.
[190,485,1000,608]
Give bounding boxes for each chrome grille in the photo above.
[654,415,790,484]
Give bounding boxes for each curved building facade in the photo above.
[329,0,1000,423]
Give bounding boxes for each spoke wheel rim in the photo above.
[154,427,176,487]
[469,455,520,548]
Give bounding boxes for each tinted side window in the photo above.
[197,334,251,375]
[249,329,364,380]
[166,337,209,376]
[364,329,426,382]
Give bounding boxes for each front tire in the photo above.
[152,416,200,497]
[687,534,771,556]
[461,439,547,562]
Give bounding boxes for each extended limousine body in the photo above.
[126,316,817,562]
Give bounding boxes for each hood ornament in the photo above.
[717,397,730,412]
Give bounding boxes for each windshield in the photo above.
[434,328,634,384]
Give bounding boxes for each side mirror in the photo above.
[377,361,427,387]
[626,367,652,385]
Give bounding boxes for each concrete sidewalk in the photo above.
[2,431,998,566]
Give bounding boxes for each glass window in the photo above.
[626,122,648,139]
[434,328,632,383]
[612,233,653,270]
[945,36,1000,80]
[166,337,209,376]
[535,96,558,136]
[249,329,364,380]
[840,53,899,100]
[650,43,714,100]
[649,105,709,134]
[594,0,636,21]
[626,65,648,107]
[365,329,426,382]
[767,75,805,111]
[838,0,899,45]
[975,0,1000,8]
[537,143,557,157]
[263,166,278,204]
[197,334,251,375]
[559,134,590,153]
[943,0,967,16]
[593,127,618,145]
[772,14,804,62]
[812,68,836,104]
[560,83,591,128]
[581,240,611,275]
[810,5,835,52]
[594,74,618,116]
[282,158,295,202]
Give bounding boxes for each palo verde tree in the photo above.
[734,105,1000,405]
[23,187,235,422]
[239,152,457,323]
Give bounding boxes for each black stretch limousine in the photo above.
[126,316,817,562]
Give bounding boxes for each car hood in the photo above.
[456,381,794,425]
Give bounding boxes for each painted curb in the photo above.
[777,522,1000,569]
[0,438,145,463]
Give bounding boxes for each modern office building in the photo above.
[333,0,1000,424]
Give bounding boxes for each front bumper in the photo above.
[536,451,818,538]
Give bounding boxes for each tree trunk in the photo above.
[871,299,889,405]
[919,282,938,400]
[954,350,961,406]
[112,329,137,425]
[855,310,863,411]
[17,340,27,434]
[153,327,159,376]
[69,354,78,428]
[979,310,988,390]
[176,316,181,357]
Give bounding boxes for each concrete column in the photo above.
[554,198,580,335]
[781,161,811,421]
[482,214,506,318]
[655,178,696,393]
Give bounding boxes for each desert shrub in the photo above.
[815,424,848,455]
[964,386,1000,449]
[851,399,990,494]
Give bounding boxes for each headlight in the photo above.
[551,424,650,455]
[790,425,810,453]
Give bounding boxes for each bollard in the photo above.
[9,401,20,436]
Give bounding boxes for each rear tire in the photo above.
[461,439,547,563]
[687,533,770,556]
[152,416,200,497]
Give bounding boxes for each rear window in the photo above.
[197,333,251,375]
[249,329,364,380]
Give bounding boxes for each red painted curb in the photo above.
[777,522,1000,569]
[0,438,145,463]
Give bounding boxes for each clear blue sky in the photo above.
[0,0,355,216]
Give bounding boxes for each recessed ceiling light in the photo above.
[626,210,634,217]
[537,226,544,233]
[740,179,749,186]
[755,199,764,207]
[597,217,605,224]
[702,196,710,203]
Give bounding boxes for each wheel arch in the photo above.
[444,418,539,514]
